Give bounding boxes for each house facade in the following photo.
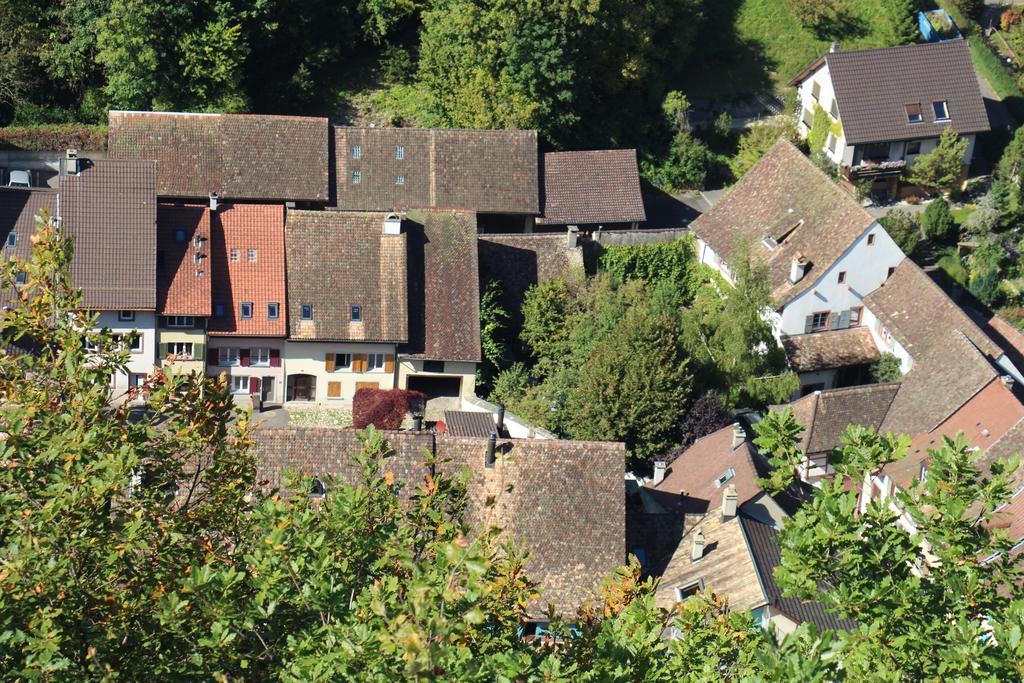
[789,40,989,196]
[156,203,212,375]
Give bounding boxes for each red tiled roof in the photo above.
[537,150,646,225]
[208,203,286,337]
[157,204,212,316]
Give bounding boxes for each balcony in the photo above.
[845,158,906,180]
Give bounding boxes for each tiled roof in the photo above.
[0,189,57,306]
[251,429,625,617]
[285,211,408,343]
[782,327,880,373]
[443,410,496,437]
[60,160,158,310]
[778,383,900,456]
[690,140,877,305]
[156,204,212,316]
[794,41,990,145]
[334,127,539,214]
[990,489,1024,548]
[402,209,479,361]
[739,514,858,631]
[981,314,1024,377]
[208,203,286,337]
[107,111,330,201]
[537,150,646,225]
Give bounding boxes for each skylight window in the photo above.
[395,145,405,160]
[175,229,185,243]
[714,468,735,488]
[350,304,362,322]
[240,301,253,320]
[6,232,15,248]
[301,304,313,320]
[395,175,405,186]
[932,100,949,121]
[230,248,239,262]
[247,248,256,262]
[905,103,922,123]
[352,170,361,184]
[352,145,362,159]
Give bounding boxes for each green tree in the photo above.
[921,196,959,243]
[869,352,903,383]
[520,276,581,372]
[908,127,969,194]
[786,0,843,31]
[807,103,832,153]
[642,132,710,191]
[477,278,509,392]
[878,208,922,254]
[885,0,921,44]
[729,119,798,179]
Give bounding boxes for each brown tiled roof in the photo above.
[285,211,408,343]
[690,140,877,305]
[107,111,329,201]
[990,489,1024,548]
[782,327,880,373]
[796,41,990,145]
[537,150,646,225]
[208,203,286,336]
[777,383,900,456]
[0,189,57,300]
[251,429,625,617]
[60,159,158,310]
[156,204,212,316]
[443,410,496,437]
[402,209,479,361]
[982,314,1024,377]
[334,127,539,214]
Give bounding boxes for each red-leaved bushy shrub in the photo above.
[352,388,426,430]
[0,125,107,152]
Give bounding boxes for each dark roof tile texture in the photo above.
[778,384,900,456]
[823,40,990,145]
[60,159,158,310]
[286,210,408,343]
[208,203,287,336]
[782,327,880,373]
[0,189,57,307]
[538,150,646,225]
[443,410,496,437]
[690,141,877,305]
[335,127,539,214]
[157,204,212,316]
[402,209,479,361]
[108,111,329,201]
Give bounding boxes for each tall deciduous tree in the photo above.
[908,127,969,194]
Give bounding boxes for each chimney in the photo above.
[722,485,738,519]
[788,253,808,285]
[829,41,840,53]
[497,404,506,433]
[731,424,746,450]
[486,431,497,468]
[61,148,79,176]
[412,415,423,431]
[652,460,667,486]
[1002,375,1016,390]
[567,225,579,249]
[383,213,402,236]
[691,530,705,561]
[209,192,219,212]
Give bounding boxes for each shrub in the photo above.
[729,120,797,179]
[489,362,531,407]
[1002,7,1023,31]
[907,128,969,194]
[870,353,903,383]
[598,236,696,289]
[673,391,731,457]
[879,209,922,255]
[352,388,426,430]
[962,205,1001,236]
[0,124,107,151]
[921,198,958,244]
[642,132,709,191]
[713,112,733,139]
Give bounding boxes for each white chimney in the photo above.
[62,148,80,176]
[789,253,808,284]
[652,460,667,486]
[567,225,579,249]
[722,485,738,519]
[383,213,402,236]
[731,424,746,450]
[1002,375,1016,390]
[691,530,705,562]
[209,192,219,212]
[829,41,840,53]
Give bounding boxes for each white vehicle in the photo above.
[7,170,30,188]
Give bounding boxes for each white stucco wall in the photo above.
[94,311,157,397]
[206,337,287,403]
[861,305,913,374]
[284,341,397,403]
[795,62,847,164]
[778,224,905,336]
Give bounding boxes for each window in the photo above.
[423,360,444,373]
[350,304,362,322]
[310,478,327,499]
[827,133,838,154]
[166,315,194,328]
[829,98,839,119]
[887,266,896,279]
[395,175,405,186]
[214,303,226,318]
[268,302,279,319]
[352,170,361,184]
[367,353,385,371]
[811,80,821,101]
[849,306,863,327]
[333,353,352,371]
[812,311,830,332]
[837,271,847,284]
[14,270,26,285]
[714,468,735,488]
[230,375,249,394]
[118,310,135,322]
[193,252,203,265]
[867,233,876,246]
[395,145,405,160]
[252,347,271,366]
[301,304,313,320]
[113,334,143,353]
[6,232,15,248]
[932,100,949,121]
[175,229,186,243]
[675,579,704,602]
[240,302,253,320]
[230,248,239,262]
[906,140,921,155]
[219,347,239,366]
[801,108,813,128]
[352,145,362,159]
[167,342,193,359]
[247,248,256,262]
[919,462,928,483]
[905,103,922,123]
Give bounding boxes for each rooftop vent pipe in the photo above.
[384,213,402,236]
[209,193,219,212]
[497,404,506,433]
[486,431,497,468]
[691,530,705,561]
[789,253,808,285]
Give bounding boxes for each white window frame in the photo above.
[674,579,704,602]
[367,353,385,371]
[352,170,361,184]
[395,145,405,160]
[240,302,253,320]
[113,333,143,354]
[118,310,136,322]
[167,341,194,359]
[230,375,249,394]
[219,347,240,366]
[252,347,271,367]
[932,100,949,121]
[352,145,362,159]
[811,80,821,101]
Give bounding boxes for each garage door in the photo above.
[407,375,462,399]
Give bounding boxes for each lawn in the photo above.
[951,205,976,225]
[287,407,353,428]
[934,245,969,286]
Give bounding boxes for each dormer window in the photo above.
[301,304,313,320]
[395,145,405,160]
[350,304,362,322]
[906,103,922,123]
[932,100,949,121]
[352,145,362,159]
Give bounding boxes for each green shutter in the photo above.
[159,343,168,360]
[804,315,814,334]
[193,343,205,362]
[837,310,851,330]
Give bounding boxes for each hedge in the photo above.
[352,388,426,430]
[0,125,107,152]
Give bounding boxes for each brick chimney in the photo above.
[691,530,705,562]
[731,424,746,450]
[722,485,738,519]
[789,252,808,284]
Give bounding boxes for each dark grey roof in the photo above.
[823,41,989,145]
[443,410,495,437]
[739,514,858,631]
[538,150,646,225]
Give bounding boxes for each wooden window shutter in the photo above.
[249,377,260,394]
[193,343,205,362]
[270,348,281,367]
[240,348,251,367]
[159,343,168,360]
[837,310,851,330]
[828,313,840,331]
[325,352,336,372]
[384,354,394,372]
[327,381,342,398]
[355,354,367,372]
[804,315,814,335]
